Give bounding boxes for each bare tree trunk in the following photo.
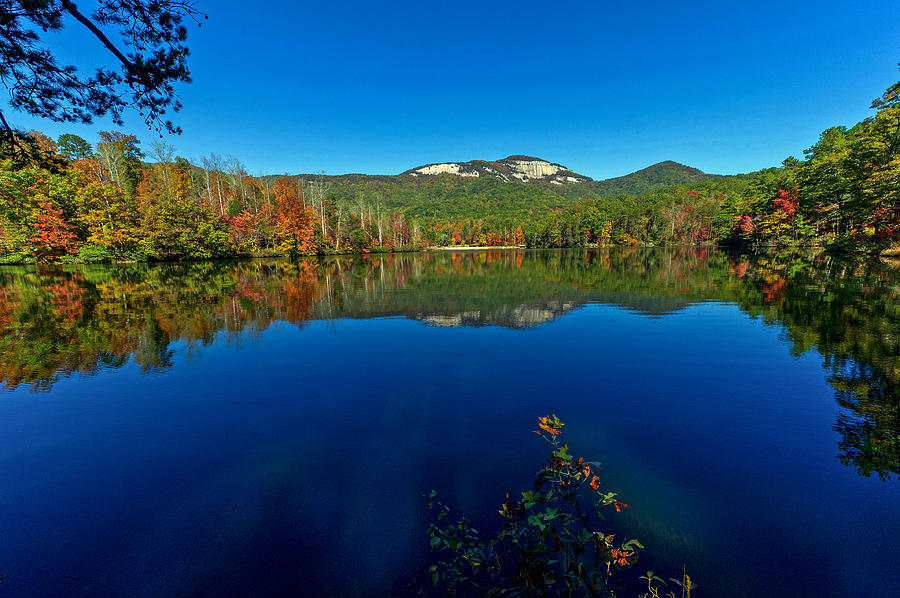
[335,204,343,248]
[204,153,225,215]
[357,192,366,234]
[151,140,175,196]
[201,159,212,206]
[260,172,271,206]
[376,202,384,245]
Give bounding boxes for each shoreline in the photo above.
[426,245,526,251]
[1,243,895,266]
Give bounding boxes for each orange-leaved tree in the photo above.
[273,176,316,255]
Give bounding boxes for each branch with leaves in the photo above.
[424,415,692,597]
[0,1,205,164]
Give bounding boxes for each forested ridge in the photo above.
[0,72,897,263]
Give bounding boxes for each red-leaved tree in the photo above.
[28,203,81,258]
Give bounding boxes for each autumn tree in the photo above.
[96,131,143,196]
[274,176,315,255]
[27,202,81,258]
[757,187,802,243]
[229,209,259,253]
[391,213,409,246]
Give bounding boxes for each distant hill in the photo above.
[292,157,724,220]
[592,161,713,196]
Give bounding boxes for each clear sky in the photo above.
[6,1,900,179]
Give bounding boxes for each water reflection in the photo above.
[1,247,898,481]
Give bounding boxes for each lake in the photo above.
[0,248,897,597]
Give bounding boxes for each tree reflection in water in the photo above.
[1,248,897,479]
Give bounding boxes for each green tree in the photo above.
[56,133,93,161]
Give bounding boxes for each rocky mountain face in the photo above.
[413,301,579,328]
[403,155,593,184]
[291,159,717,220]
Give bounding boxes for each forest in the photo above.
[0,76,897,263]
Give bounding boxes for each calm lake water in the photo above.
[0,248,898,597]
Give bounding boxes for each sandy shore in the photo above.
[426,246,526,251]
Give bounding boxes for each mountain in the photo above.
[591,161,713,196]
[291,158,725,221]
[399,157,712,194]
[548,160,717,203]
[403,155,593,185]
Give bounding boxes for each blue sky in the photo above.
[7,1,900,179]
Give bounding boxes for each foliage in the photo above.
[274,176,316,255]
[57,133,93,161]
[75,243,114,264]
[424,415,686,597]
[27,202,81,258]
[0,133,426,262]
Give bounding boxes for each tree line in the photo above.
[293,71,899,254]
[1,70,897,262]
[0,132,426,263]
[414,70,897,252]
[512,74,899,252]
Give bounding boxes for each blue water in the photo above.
[0,250,897,596]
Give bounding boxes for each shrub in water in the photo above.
[424,415,694,597]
